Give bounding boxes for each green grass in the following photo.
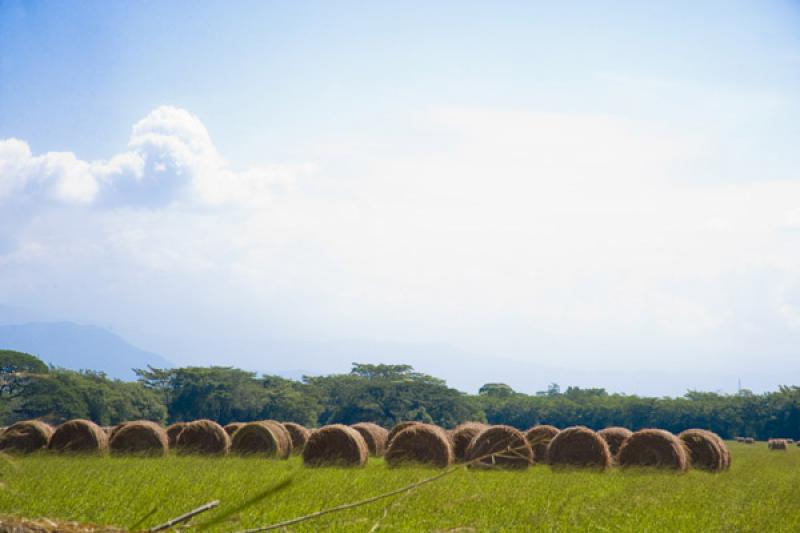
[2,443,800,532]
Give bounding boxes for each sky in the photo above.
[1,0,800,395]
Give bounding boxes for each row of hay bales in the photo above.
[0,419,731,472]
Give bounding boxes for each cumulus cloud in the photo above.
[0,106,309,208]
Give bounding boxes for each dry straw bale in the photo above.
[109,420,168,457]
[678,429,728,472]
[768,438,788,450]
[48,419,108,454]
[465,425,533,469]
[744,437,754,444]
[259,420,293,458]
[0,420,53,453]
[617,429,689,471]
[231,421,290,458]
[351,422,389,457]
[223,422,244,436]
[174,419,230,455]
[387,421,422,445]
[598,427,633,457]
[302,424,368,467]
[166,422,187,447]
[525,425,560,462]
[385,424,454,468]
[451,422,488,462]
[283,422,311,454]
[547,426,611,470]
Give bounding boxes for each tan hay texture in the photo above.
[166,422,187,447]
[223,422,244,436]
[283,422,312,454]
[598,427,633,457]
[48,419,108,454]
[385,424,454,468]
[0,420,53,453]
[525,425,560,462]
[230,421,290,458]
[465,425,533,469]
[302,424,368,467]
[678,429,728,472]
[451,422,488,462]
[351,422,389,457]
[174,419,230,455]
[387,421,422,445]
[768,438,788,450]
[547,426,611,469]
[259,420,292,458]
[618,429,689,471]
[109,420,168,456]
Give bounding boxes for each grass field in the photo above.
[2,442,799,532]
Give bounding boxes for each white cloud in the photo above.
[0,106,309,208]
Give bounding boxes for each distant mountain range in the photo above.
[0,321,172,380]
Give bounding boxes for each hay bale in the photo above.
[768,438,788,450]
[109,421,168,456]
[387,421,422,445]
[351,422,389,457]
[678,429,727,472]
[451,422,488,463]
[744,437,754,444]
[223,422,244,436]
[302,424,368,467]
[174,419,230,455]
[525,425,560,462]
[385,424,454,468]
[617,429,689,471]
[0,420,53,454]
[283,422,311,454]
[258,420,293,458]
[465,425,533,469]
[598,427,633,457]
[166,422,187,448]
[48,419,108,454]
[546,426,611,469]
[231,421,291,458]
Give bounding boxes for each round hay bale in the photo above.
[617,429,689,471]
[385,424,453,468]
[678,429,727,472]
[166,422,187,448]
[231,421,291,458]
[302,424,368,467]
[48,419,108,454]
[547,426,611,470]
[223,422,244,436]
[451,422,488,463]
[598,427,633,457]
[109,421,168,457]
[351,422,389,457]
[0,420,53,454]
[525,425,560,462]
[258,420,292,458]
[174,419,230,455]
[387,421,422,445]
[768,438,788,450]
[283,422,311,454]
[465,425,533,470]
[744,437,754,444]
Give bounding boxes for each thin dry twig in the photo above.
[149,500,220,532]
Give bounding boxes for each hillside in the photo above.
[0,321,171,379]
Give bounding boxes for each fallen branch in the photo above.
[149,500,220,532]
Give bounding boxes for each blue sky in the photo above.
[1,1,800,394]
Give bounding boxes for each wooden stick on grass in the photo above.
[149,500,220,532]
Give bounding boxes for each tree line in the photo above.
[2,350,800,440]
